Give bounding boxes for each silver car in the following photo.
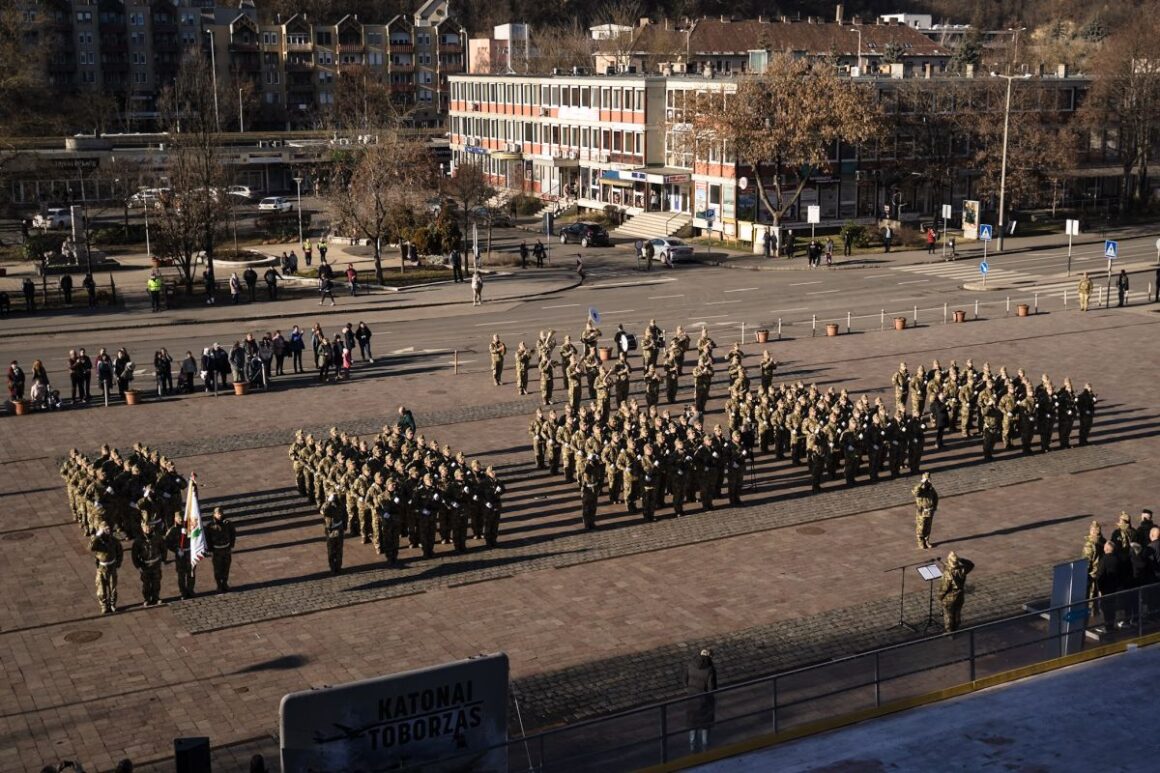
[648,237,694,263]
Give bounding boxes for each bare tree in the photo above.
[324,134,434,283]
[441,161,496,246]
[691,54,882,236]
[153,51,233,293]
[1081,13,1160,211]
[528,22,594,74]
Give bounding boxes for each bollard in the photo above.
[846,311,851,333]
[778,318,782,340]
[1099,286,1104,307]
[1064,289,1067,306]
[913,305,918,325]
[741,322,746,344]
[1034,293,1039,314]
[880,309,885,331]
[453,349,459,375]
[1005,296,1010,317]
[943,302,948,325]
[974,299,979,320]
[812,314,816,337]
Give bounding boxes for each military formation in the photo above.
[288,424,505,574]
[60,444,236,613]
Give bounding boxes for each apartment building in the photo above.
[449,68,1097,238]
[19,0,464,130]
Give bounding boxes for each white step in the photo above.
[611,211,691,239]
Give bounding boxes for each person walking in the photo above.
[684,648,717,753]
[471,271,483,306]
[1116,269,1129,307]
[355,322,374,363]
[451,247,464,282]
[925,226,937,254]
[264,266,279,300]
[22,277,36,312]
[7,360,25,402]
[576,253,586,283]
[319,275,336,306]
[228,272,241,305]
[345,263,358,296]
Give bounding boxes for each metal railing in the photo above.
[473,584,1160,772]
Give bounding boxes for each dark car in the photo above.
[559,222,610,247]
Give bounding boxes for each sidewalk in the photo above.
[692,223,1160,272]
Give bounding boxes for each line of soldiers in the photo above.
[888,359,1097,458]
[1083,509,1160,632]
[493,321,780,414]
[530,396,753,527]
[59,444,236,613]
[288,424,505,574]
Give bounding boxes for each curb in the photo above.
[0,275,584,340]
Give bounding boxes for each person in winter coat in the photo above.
[684,648,717,752]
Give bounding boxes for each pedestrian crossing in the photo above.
[891,262,1079,300]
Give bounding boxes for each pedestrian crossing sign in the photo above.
[979,260,989,275]
[979,224,993,241]
[1104,240,1118,260]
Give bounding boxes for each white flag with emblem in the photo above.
[184,475,209,567]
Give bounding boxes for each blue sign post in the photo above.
[980,259,990,288]
[1104,240,1118,260]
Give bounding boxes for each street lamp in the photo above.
[293,175,304,248]
[1008,27,1027,74]
[848,27,863,75]
[204,29,220,131]
[994,72,1032,252]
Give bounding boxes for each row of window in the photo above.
[452,81,646,111]
[451,117,644,156]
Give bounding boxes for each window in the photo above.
[180,13,196,26]
[130,32,144,46]
[287,33,308,46]
[367,32,383,45]
[75,11,92,22]
[368,52,383,65]
[316,31,332,46]
[265,92,279,104]
[262,32,278,45]
[317,51,333,65]
[612,88,620,109]
[135,72,148,84]
[82,71,96,83]
[130,12,144,26]
[78,32,93,45]
[319,91,333,105]
[265,71,280,84]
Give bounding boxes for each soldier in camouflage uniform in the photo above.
[90,525,124,614]
[912,472,939,549]
[131,521,167,606]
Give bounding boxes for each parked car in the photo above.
[227,185,257,202]
[469,207,513,228]
[258,196,292,212]
[648,237,694,263]
[127,188,170,209]
[32,208,72,229]
[559,222,610,247]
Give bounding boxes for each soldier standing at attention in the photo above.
[131,521,166,606]
[913,472,939,549]
[378,478,403,564]
[540,358,555,406]
[892,362,910,412]
[489,334,507,386]
[321,493,345,574]
[694,436,718,511]
[482,465,505,547]
[938,552,975,632]
[205,507,237,592]
[644,364,662,407]
[90,525,124,614]
[664,353,681,404]
[726,431,748,506]
[980,397,1002,461]
[1077,382,1097,446]
[693,360,713,414]
[1077,272,1093,312]
[580,454,602,529]
[164,512,196,599]
[515,341,532,395]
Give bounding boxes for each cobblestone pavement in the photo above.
[2,301,1158,772]
[172,443,1133,634]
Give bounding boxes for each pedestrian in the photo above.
[684,648,717,753]
[22,277,36,312]
[95,348,114,401]
[154,348,173,396]
[925,226,936,254]
[178,351,197,393]
[912,471,938,549]
[289,250,299,272]
[289,325,306,372]
[346,263,358,296]
[303,238,313,266]
[355,321,374,362]
[824,237,834,267]
[534,240,545,267]
[317,236,328,263]
[264,266,279,300]
[82,272,97,307]
[203,268,216,304]
[7,360,26,401]
[576,253,585,283]
[1116,269,1129,307]
[519,241,529,269]
[243,267,258,301]
[451,247,464,282]
[842,227,853,257]
[229,341,245,383]
[59,273,73,304]
[471,270,483,305]
[272,330,286,375]
[883,224,893,253]
[397,405,416,433]
[938,551,975,632]
[113,348,133,397]
[785,229,795,258]
[228,272,241,304]
[204,506,236,592]
[319,275,336,306]
[763,229,773,258]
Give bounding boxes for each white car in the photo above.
[258,196,292,212]
[648,237,694,263]
[32,208,72,229]
[228,185,257,202]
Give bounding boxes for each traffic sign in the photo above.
[979,260,989,275]
[941,204,953,220]
[807,205,820,224]
[1065,219,1080,236]
[979,224,993,241]
[738,176,748,191]
[1104,240,1118,259]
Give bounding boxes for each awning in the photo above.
[600,178,635,188]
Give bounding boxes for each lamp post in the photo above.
[994,73,1031,252]
[293,175,304,248]
[204,29,220,131]
[849,27,863,75]
[238,87,244,133]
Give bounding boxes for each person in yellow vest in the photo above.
[303,239,313,267]
[146,273,163,313]
[318,236,328,263]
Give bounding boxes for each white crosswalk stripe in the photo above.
[890,262,1077,299]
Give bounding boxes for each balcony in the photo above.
[230,41,259,53]
[390,82,415,93]
[390,62,414,73]
[388,41,413,52]
[338,41,364,54]
[285,41,312,53]
[285,59,313,72]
